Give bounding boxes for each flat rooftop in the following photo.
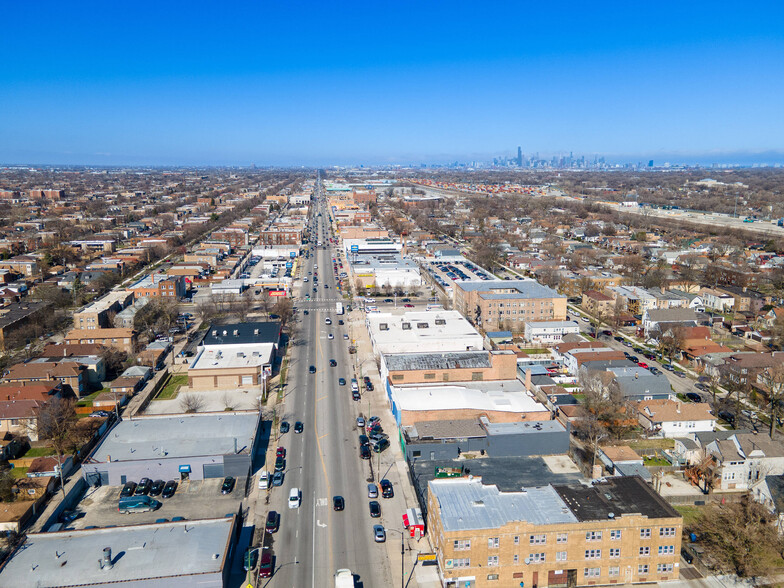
[367,311,481,346]
[483,419,567,436]
[430,477,578,531]
[554,476,679,521]
[89,412,259,463]
[392,380,544,414]
[189,344,274,370]
[385,351,493,371]
[0,518,234,587]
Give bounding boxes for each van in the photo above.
[288,487,301,509]
[258,471,269,490]
[351,379,359,393]
[119,495,161,514]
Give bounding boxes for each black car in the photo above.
[149,479,166,496]
[363,376,371,385]
[221,476,236,494]
[359,434,369,447]
[365,382,374,392]
[352,390,361,401]
[373,439,390,453]
[309,365,317,374]
[681,547,694,564]
[280,421,290,434]
[303,310,309,315]
[380,479,394,498]
[333,496,345,511]
[162,480,178,498]
[369,500,381,518]
[329,359,337,367]
[265,510,280,533]
[695,383,710,392]
[360,445,371,460]
[338,320,344,325]
[628,355,639,363]
[121,482,137,497]
[614,336,624,342]
[60,510,85,523]
[718,410,736,426]
[294,421,304,433]
[339,377,346,386]
[274,456,285,472]
[134,478,152,495]
[686,392,702,402]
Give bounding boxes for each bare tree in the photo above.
[179,394,205,413]
[762,363,784,438]
[221,392,236,411]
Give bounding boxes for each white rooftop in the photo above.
[189,344,274,370]
[367,310,482,354]
[0,518,234,587]
[392,380,546,414]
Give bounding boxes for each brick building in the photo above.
[128,274,186,299]
[64,328,136,354]
[258,227,302,245]
[581,290,615,318]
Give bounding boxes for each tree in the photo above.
[179,394,205,413]
[693,495,784,579]
[762,363,784,439]
[272,298,294,330]
[0,468,14,502]
[34,398,80,455]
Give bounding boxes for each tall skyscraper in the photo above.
[517,146,523,167]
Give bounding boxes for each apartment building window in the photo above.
[657,563,674,574]
[453,558,470,568]
[471,372,484,381]
[487,556,499,567]
[609,566,620,577]
[529,534,546,545]
[658,545,675,555]
[529,553,546,563]
[513,555,519,564]
[584,567,600,578]
[486,574,499,581]
[585,549,601,560]
[513,536,519,545]
[556,533,568,544]
[586,531,602,541]
[659,527,676,537]
[610,530,622,540]
[638,564,649,575]
[424,373,435,380]
[639,546,650,556]
[453,540,471,550]
[556,551,567,561]
[391,375,404,381]
[640,528,651,539]
[488,537,499,549]
[609,548,620,558]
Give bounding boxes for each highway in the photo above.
[263,176,393,588]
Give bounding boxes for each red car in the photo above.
[637,362,648,369]
[276,447,286,459]
[259,549,273,578]
[404,303,414,308]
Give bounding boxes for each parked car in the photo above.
[259,471,270,490]
[367,483,378,498]
[274,456,285,472]
[369,500,381,518]
[272,471,284,486]
[356,416,365,428]
[162,480,178,498]
[265,510,280,533]
[380,479,394,498]
[685,392,702,402]
[121,482,137,497]
[718,410,736,426]
[695,383,710,392]
[276,447,286,459]
[259,549,273,578]
[681,547,694,564]
[221,476,235,494]
[373,524,386,543]
[352,390,361,401]
[134,478,152,496]
[372,439,390,453]
[339,377,346,386]
[360,445,371,460]
[149,479,165,496]
[280,421,290,434]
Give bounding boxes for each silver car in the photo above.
[373,524,386,543]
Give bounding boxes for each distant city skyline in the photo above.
[1,1,783,167]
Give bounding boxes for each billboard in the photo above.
[269,290,286,297]
[350,245,359,252]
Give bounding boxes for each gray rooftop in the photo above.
[385,351,492,371]
[90,412,259,463]
[408,418,486,440]
[483,419,567,436]
[458,279,564,299]
[0,517,234,587]
[430,478,578,531]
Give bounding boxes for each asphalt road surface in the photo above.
[263,177,393,588]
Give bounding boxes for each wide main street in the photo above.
[261,178,394,588]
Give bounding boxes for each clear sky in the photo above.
[1,1,783,166]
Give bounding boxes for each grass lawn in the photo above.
[154,374,188,400]
[643,456,670,466]
[674,505,703,527]
[23,447,56,458]
[76,388,109,407]
[10,467,29,479]
[572,393,585,401]
[518,348,549,354]
[627,438,675,450]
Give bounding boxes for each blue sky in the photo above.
[1,1,783,166]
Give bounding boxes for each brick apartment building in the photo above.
[428,476,682,588]
[211,228,249,248]
[453,279,567,333]
[73,291,134,330]
[258,227,303,245]
[64,328,137,354]
[581,290,615,318]
[383,350,517,386]
[128,274,186,299]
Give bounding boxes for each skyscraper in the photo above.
[517,146,523,167]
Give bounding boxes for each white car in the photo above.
[343,334,349,340]
[303,277,309,282]
[258,471,269,490]
[288,487,301,509]
[328,333,334,340]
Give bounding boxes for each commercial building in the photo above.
[81,412,261,485]
[428,476,682,588]
[349,253,421,290]
[367,310,483,356]
[381,350,518,386]
[453,279,567,333]
[0,517,238,587]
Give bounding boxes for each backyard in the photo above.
[154,374,188,400]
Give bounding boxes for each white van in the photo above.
[258,471,269,490]
[288,487,301,509]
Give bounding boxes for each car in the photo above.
[274,456,285,472]
[384,298,393,303]
[637,362,649,369]
[134,478,152,495]
[602,330,613,337]
[369,500,381,518]
[294,421,304,433]
[149,479,166,496]
[580,316,590,322]
[328,333,334,340]
[259,471,270,490]
[373,524,386,543]
[649,367,661,375]
[741,409,756,421]
[333,496,345,511]
[676,370,686,378]
[359,434,369,447]
[329,359,337,367]
[272,471,284,486]
[309,365,317,374]
[154,518,169,524]
[367,483,378,498]
[695,383,710,392]
[303,310,309,315]
[614,336,624,342]
[372,439,390,453]
[162,480,178,498]
[628,355,639,363]
[380,479,394,498]
[60,510,84,523]
[367,422,383,432]
[221,476,236,494]
[244,547,260,571]
[662,363,675,371]
[368,416,381,426]
[365,381,374,391]
[718,410,736,426]
[338,320,344,325]
[343,333,349,340]
[121,482,137,497]
[622,339,633,347]
[171,516,185,522]
[357,416,365,428]
[352,390,361,401]
[280,421,290,434]
[89,410,110,418]
[401,298,411,303]
[360,444,371,459]
[404,303,414,308]
[265,510,280,533]
[685,392,702,402]
[681,547,694,564]
[259,549,273,578]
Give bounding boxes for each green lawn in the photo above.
[76,388,109,407]
[643,456,671,466]
[518,348,549,354]
[627,438,675,450]
[23,447,55,458]
[674,505,703,527]
[154,374,188,400]
[10,467,29,479]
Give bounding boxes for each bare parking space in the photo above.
[69,477,246,529]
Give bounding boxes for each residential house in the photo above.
[706,433,784,491]
[637,399,716,437]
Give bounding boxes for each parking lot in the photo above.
[67,477,247,529]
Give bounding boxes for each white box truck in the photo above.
[334,569,355,588]
[336,302,344,315]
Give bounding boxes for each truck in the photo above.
[336,302,344,315]
[335,569,355,588]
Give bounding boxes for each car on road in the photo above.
[272,471,284,486]
[259,549,273,578]
[614,336,624,342]
[221,476,235,494]
[121,482,137,497]
[329,359,337,367]
[383,298,393,303]
[404,303,414,308]
[695,383,709,392]
[360,445,371,460]
[649,367,661,375]
[135,478,152,495]
[373,524,386,543]
[265,511,280,533]
[149,479,165,496]
[244,547,259,571]
[338,319,344,325]
[718,410,736,426]
[276,446,286,458]
[328,333,334,340]
[580,316,589,322]
[288,488,301,509]
[662,363,674,371]
[162,480,177,498]
[274,456,285,472]
[367,483,378,498]
[325,317,332,325]
[637,362,648,369]
[303,310,309,315]
[369,500,381,518]
[294,421,304,433]
[359,434,369,447]
[623,339,633,347]
[356,416,365,428]
[339,377,346,386]
[380,479,394,498]
[628,355,639,363]
[343,333,349,340]
[685,392,702,402]
[309,365,317,374]
[675,371,686,378]
[259,471,269,490]
[401,298,411,303]
[352,390,361,401]
[333,496,345,511]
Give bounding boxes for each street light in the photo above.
[385,528,407,588]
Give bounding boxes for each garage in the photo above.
[241,375,254,386]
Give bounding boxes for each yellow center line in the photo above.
[314,293,334,575]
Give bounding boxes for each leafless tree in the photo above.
[179,394,205,413]
[221,392,236,411]
[762,363,784,438]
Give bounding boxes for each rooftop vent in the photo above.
[472,500,485,507]
[99,547,113,571]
